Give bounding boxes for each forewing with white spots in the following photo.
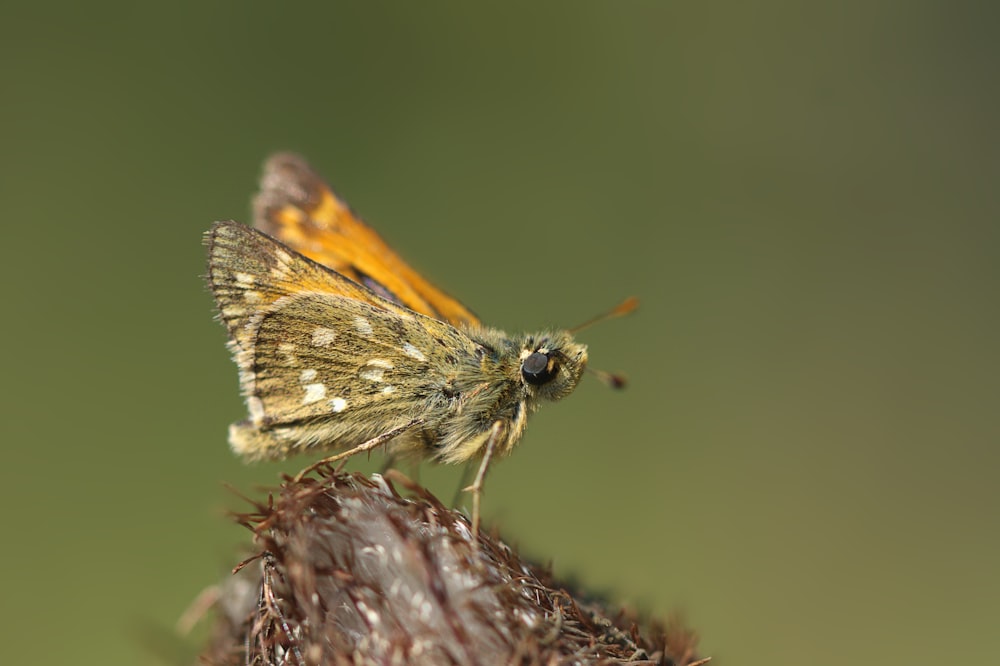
[206,221,481,461]
[231,291,478,460]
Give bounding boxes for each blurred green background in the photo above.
[2,2,997,664]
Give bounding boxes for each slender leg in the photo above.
[293,418,423,482]
[463,420,504,539]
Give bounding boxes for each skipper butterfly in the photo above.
[206,154,634,535]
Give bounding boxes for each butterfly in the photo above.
[206,153,634,536]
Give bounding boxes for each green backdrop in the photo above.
[2,2,997,664]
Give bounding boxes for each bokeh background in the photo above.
[2,2,997,664]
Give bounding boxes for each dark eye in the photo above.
[522,351,559,385]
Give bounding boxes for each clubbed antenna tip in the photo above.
[589,366,629,389]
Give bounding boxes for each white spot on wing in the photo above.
[312,327,337,347]
[300,369,317,382]
[359,367,385,382]
[330,397,348,412]
[402,343,427,362]
[234,272,256,286]
[353,316,373,336]
[302,383,327,404]
[359,358,394,383]
[381,385,396,395]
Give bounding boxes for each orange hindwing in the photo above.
[252,153,480,328]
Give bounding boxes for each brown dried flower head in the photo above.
[200,470,706,666]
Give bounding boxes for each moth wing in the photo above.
[228,292,474,461]
[206,220,411,351]
[253,153,481,328]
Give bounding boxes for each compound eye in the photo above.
[522,351,559,385]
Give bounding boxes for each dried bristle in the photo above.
[199,470,707,666]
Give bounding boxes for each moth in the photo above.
[206,154,633,535]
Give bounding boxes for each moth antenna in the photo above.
[571,297,636,389]
[569,296,638,334]
[587,366,628,390]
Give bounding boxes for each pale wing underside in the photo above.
[232,292,476,460]
[207,220,515,464]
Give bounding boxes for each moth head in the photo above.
[519,333,588,402]
[518,297,637,400]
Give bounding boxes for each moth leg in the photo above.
[293,418,424,482]
[463,420,505,540]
